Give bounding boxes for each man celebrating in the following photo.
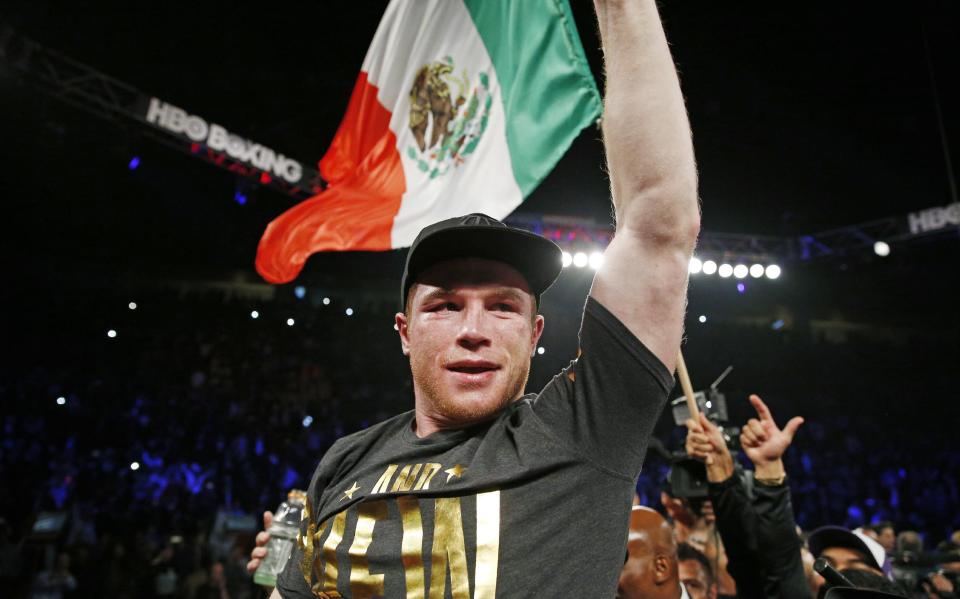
[258,0,699,595]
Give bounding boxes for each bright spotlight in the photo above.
[250,310,259,319]
[718,264,733,278]
[589,252,604,270]
[56,396,66,406]
[107,329,117,338]
[874,241,890,257]
[573,252,588,268]
[733,264,749,279]
[561,252,573,268]
[294,285,306,299]
[130,461,140,471]
[322,297,331,305]
[128,301,137,310]
[750,264,764,278]
[689,257,703,274]
[286,318,295,326]
[537,346,545,355]
[698,315,707,323]
[128,156,140,171]
[702,260,717,275]
[302,415,314,428]
[705,401,713,409]
[345,308,354,316]
[765,264,782,280]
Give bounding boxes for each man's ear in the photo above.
[396,312,410,356]
[653,554,671,584]
[531,314,545,353]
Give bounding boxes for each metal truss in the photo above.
[0,25,323,199]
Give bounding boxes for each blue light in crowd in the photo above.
[302,415,314,427]
[737,282,746,294]
[234,191,247,205]
[771,319,785,331]
[128,156,140,170]
[294,286,306,299]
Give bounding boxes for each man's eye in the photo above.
[492,303,515,312]
[431,302,458,312]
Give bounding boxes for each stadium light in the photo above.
[750,264,764,278]
[128,301,137,310]
[250,310,259,319]
[689,257,703,274]
[561,251,573,268]
[702,260,717,275]
[718,264,733,278]
[286,318,295,326]
[302,415,314,427]
[346,308,354,316]
[589,252,604,270]
[874,241,890,257]
[322,297,331,305]
[107,329,117,338]
[130,461,140,471]
[765,264,782,280]
[698,315,707,323]
[537,347,545,355]
[733,264,749,279]
[573,252,588,268]
[56,396,66,405]
[294,285,306,299]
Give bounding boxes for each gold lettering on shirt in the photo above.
[473,491,501,599]
[391,463,423,492]
[413,463,442,491]
[429,497,470,599]
[298,497,321,586]
[316,510,347,594]
[371,464,399,494]
[398,496,425,599]
[348,502,387,598]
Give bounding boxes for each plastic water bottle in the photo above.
[253,489,307,588]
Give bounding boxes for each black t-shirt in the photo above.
[277,297,673,598]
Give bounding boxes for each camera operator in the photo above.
[685,393,808,599]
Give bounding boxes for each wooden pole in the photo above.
[676,350,699,422]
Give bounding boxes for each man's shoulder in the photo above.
[326,410,415,455]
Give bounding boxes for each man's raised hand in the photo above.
[740,394,803,473]
[685,412,734,482]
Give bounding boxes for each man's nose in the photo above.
[456,303,491,348]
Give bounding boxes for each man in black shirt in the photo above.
[255,0,700,595]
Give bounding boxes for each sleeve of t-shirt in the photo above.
[530,296,675,479]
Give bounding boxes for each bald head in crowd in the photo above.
[617,506,682,599]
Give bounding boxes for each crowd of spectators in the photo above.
[2,281,957,598]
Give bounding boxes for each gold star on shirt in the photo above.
[444,464,466,483]
[340,481,361,502]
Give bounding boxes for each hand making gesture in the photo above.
[739,394,804,481]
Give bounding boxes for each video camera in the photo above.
[670,366,741,449]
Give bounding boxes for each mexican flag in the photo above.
[256,0,601,283]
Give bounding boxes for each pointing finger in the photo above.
[749,394,772,421]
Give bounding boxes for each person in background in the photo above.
[685,393,808,598]
[617,506,687,599]
[678,541,718,599]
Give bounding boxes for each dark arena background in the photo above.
[1,2,959,598]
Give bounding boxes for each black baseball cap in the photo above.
[400,213,563,310]
[808,526,886,572]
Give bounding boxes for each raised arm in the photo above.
[590,0,700,371]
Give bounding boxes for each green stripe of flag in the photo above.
[463,0,602,196]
